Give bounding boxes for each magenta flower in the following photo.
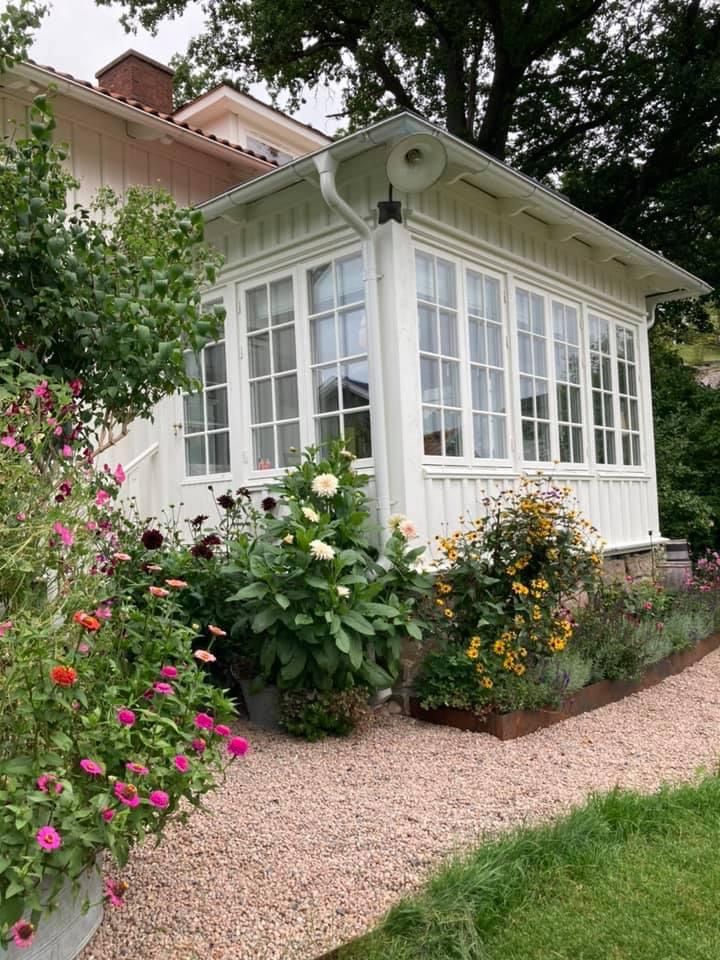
[227,737,249,758]
[0,620,13,637]
[95,605,112,620]
[114,782,140,807]
[36,826,62,851]
[160,665,178,679]
[194,712,214,730]
[101,808,115,822]
[61,444,73,458]
[149,790,169,809]
[1,435,17,448]
[114,463,126,484]
[174,755,190,773]
[125,762,149,776]
[36,774,63,795]
[52,522,74,546]
[104,879,128,908]
[153,682,174,695]
[214,724,231,738]
[117,708,136,727]
[80,758,103,777]
[11,920,35,949]
[95,489,111,506]
[191,738,206,753]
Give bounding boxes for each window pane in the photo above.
[552,302,565,340]
[423,407,442,455]
[340,307,366,357]
[415,253,435,301]
[418,304,437,353]
[518,333,532,374]
[439,310,458,357]
[486,323,502,367]
[311,314,336,363]
[184,351,202,382]
[275,375,299,421]
[336,256,363,306]
[570,386,582,423]
[537,422,551,460]
[606,432,616,464]
[516,289,530,330]
[185,435,206,476]
[572,427,583,462]
[484,277,500,322]
[472,366,488,411]
[591,354,601,388]
[251,379,273,424]
[566,309,579,345]
[491,416,506,459]
[249,332,270,378]
[622,433,631,464]
[344,409,372,458]
[204,344,226,386]
[469,318,486,364]
[277,422,301,468]
[630,399,639,431]
[444,410,463,456]
[632,434,640,463]
[273,326,296,373]
[520,376,535,417]
[317,415,341,449]
[522,420,535,460]
[595,429,605,464]
[309,264,334,314]
[467,272,483,316]
[252,426,274,470]
[555,343,568,382]
[474,413,490,458]
[535,387,550,421]
[441,360,460,407]
[618,362,627,394]
[421,357,441,404]
[603,393,614,426]
[342,361,369,408]
[559,424,571,462]
[557,384,569,422]
[183,393,205,434]
[208,432,230,474]
[436,259,456,308]
[531,294,545,334]
[489,369,505,413]
[206,387,228,430]
[533,337,546,377]
[314,366,339,412]
[247,286,269,331]
[270,278,294,325]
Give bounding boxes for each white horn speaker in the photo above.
[386,134,448,194]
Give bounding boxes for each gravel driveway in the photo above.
[80,648,720,960]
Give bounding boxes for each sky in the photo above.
[23,0,342,133]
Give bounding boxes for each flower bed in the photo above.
[409,630,720,739]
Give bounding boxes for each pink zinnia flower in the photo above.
[114,464,126,484]
[160,665,178,678]
[149,790,169,809]
[53,522,74,546]
[214,724,231,738]
[117,708,136,727]
[194,712,214,730]
[149,586,169,598]
[194,649,216,663]
[11,920,35,949]
[114,782,140,807]
[165,578,188,589]
[113,552,132,562]
[104,879,128,908]
[33,380,49,398]
[0,619,13,637]
[145,563,163,572]
[36,826,62,851]
[227,736,249,757]
[174,755,190,773]
[80,758,103,776]
[61,444,73,458]
[95,489,111,506]
[15,512,26,521]
[153,682,174,695]
[208,624,226,637]
[77,642,91,655]
[95,605,112,620]
[1,435,17,448]
[125,762,149,776]
[101,808,115,822]
[191,738,206,753]
[36,774,63,795]
[16,442,26,454]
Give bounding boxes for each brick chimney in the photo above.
[95,50,174,115]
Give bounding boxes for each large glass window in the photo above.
[589,314,616,465]
[516,287,551,461]
[467,269,506,459]
[246,277,300,471]
[617,325,641,465]
[183,303,230,477]
[308,254,371,458]
[552,301,584,463]
[416,252,462,456]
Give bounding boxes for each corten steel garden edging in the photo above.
[408,631,720,741]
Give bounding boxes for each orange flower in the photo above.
[50,665,78,687]
[149,586,170,598]
[72,611,101,632]
[207,624,226,637]
[165,579,188,589]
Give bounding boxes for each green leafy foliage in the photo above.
[279,687,370,741]
[0,1,45,73]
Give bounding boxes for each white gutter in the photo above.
[311,152,392,530]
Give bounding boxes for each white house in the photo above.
[111,112,712,557]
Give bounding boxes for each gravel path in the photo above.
[80,649,720,960]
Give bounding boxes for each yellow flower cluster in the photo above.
[511,581,529,596]
[466,635,482,660]
[547,617,573,652]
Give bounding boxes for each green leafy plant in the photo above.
[279,687,370,741]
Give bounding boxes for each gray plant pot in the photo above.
[239,678,281,730]
[6,861,103,959]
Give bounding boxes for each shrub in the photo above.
[279,687,371,741]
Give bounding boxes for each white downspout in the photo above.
[311,152,392,530]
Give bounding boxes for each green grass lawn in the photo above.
[338,775,720,960]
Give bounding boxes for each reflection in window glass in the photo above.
[589,314,616,464]
[552,301,583,463]
[516,287,550,461]
[467,269,506,459]
[617,326,641,465]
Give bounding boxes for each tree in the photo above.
[99,0,720,309]
[0,95,223,451]
[0,0,45,72]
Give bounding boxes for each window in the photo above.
[552,301,584,463]
[416,252,462,456]
[516,287,551,461]
[308,254,371,457]
[183,304,230,477]
[467,269,506,458]
[589,315,616,465]
[617,326,641,465]
[246,135,293,166]
[246,277,300,471]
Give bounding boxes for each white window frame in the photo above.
[616,322,642,467]
[180,296,232,482]
[551,296,585,465]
